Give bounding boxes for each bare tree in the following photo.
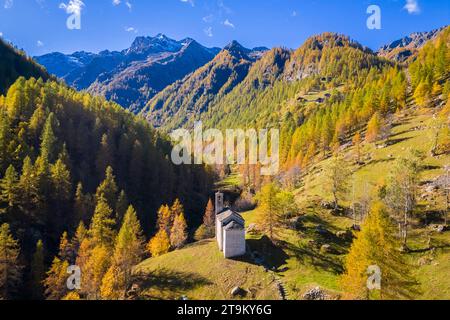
[384,150,422,249]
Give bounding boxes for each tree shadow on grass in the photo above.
[283,241,344,275]
[133,268,212,300]
[244,235,290,270]
[386,136,412,147]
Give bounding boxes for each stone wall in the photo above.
[223,228,246,258]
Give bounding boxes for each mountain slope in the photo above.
[88,39,218,113]
[141,33,391,132]
[35,34,220,112]
[0,38,50,95]
[378,27,446,63]
[34,51,96,79]
[141,41,257,130]
[200,33,390,130]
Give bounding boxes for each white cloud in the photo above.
[37,40,44,47]
[0,32,3,37]
[59,0,84,15]
[223,19,235,28]
[180,0,194,7]
[204,26,213,37]
[113,0,131,11]
[404,0,420,14]
[125,26,138,33]
[202,14,213,23]
[4,0,13,9]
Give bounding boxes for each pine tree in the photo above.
[170,213,188,249]
[147,229,170,257]
[341,202,417,300]
[89,198,116,247]
[95,166,118,209]
[0,165,19,216]
[40,112,58,163]
[30,239,45,300]
[17,156,41,224]
[0,223,22,299]
[50,159,72,202]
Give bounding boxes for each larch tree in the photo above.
[203,199,215,230]
[255,182,282,241]
[156,204,172,235]
[170,212,188,249]
[341,202,417,300]
[44,257,69,300]
[0,223,22,300]
[147,229,170,257]
[327,155,351,211]
[100,205,145,300]
[352,132,362,163]
[82,244,111,300]
[365,112,381,143]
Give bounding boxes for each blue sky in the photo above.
[0,0,449,56]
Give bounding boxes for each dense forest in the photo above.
[0,37,215,299]
[0,39,50,95]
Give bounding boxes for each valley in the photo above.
[0,20,449,301]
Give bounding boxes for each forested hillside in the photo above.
[0,40,214,299]
[0,39,50,95]
[142,41,258,130]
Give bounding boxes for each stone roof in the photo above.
[217,208,245,226]
[224,221,245,231]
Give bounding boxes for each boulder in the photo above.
[320,244,332,254]
[231,287,246,297]
[336,230,351,240]
[303,287,328,300]
[429,224,447,233]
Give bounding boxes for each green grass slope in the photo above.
[134,240,281,300]
[243,106,450,300]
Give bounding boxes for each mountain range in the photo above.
[35,28,446,124]
[377,26,446,62]
[35,34,268,113]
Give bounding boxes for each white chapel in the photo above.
[215,192,246,258]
